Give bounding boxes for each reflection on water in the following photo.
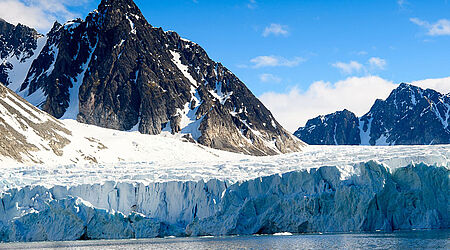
[1,230,449,249]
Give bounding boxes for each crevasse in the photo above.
[0,162,448,242]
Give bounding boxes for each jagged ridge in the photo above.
[0,19,45,92]
[295,83,450,145]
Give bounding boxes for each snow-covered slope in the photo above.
[0,81,239,166]
[1,138,449,191]
[0,83,71,164]
[0,19,46,92]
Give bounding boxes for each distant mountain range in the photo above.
[0,0,304,156]
[295,83,450,145]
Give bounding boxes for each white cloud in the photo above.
[260,73,281,83]
[247,0,257,9]
[332,61,364,74]
[260,76,396,131]
[368,57,387,70]
[410,18,450,36]
[397,0,407,7]
[333,58,387,75]
[411,77,450,94]
[0,0,87,32]
[250,55,305,68]
[263,23,289,37]
[356,51,368,55]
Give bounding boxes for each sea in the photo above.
[0,229,448,249]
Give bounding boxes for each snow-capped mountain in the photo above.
[295,83,450,145]
[0,81,242,166]
[0,19,46,93]
[0,0,304,156]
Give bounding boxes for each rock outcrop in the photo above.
[0,83,71,164]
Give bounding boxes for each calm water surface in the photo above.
[1,230,448,249]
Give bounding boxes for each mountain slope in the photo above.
[295,83,450,145]
[0,19,46,93]
[3,0,304,156]
[0,79,248,166]
[0,83,70,164]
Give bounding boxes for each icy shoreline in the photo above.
[1,161,448,242]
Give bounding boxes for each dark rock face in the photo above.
[295,83,450,145]
[9,0,304,155]
[294,109,361,145]
[360,83,450,145]
[0,19,42,87]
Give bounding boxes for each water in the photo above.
[1,230,449,249]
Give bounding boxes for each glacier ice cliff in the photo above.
[0,162,448,242]
[188,162,448,235]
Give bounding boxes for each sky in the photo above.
[1,0,450,131]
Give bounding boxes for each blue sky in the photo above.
[134,0,450,95]
[2,0,450,130]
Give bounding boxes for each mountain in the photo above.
[294,109,361,145]
[0,0,304,156]
[0,19,46,93]
[295,83,450,145]
[0,80,246,166]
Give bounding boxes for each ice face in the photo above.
[188,162,449,235]
[0,162,448,242]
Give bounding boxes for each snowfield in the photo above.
[0,119,449,242]
[0,118,448,190]
[0,130,449,191]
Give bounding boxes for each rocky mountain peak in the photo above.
[99,0,140,11]
[0,20,44,89]
[295,83,450,145]
[97,0,148,30]
[0,19,41,59]
[294,109,360,145]
[1,0,304,156]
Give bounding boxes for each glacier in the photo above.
[0,105,448,242]
[0,159,448,242]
